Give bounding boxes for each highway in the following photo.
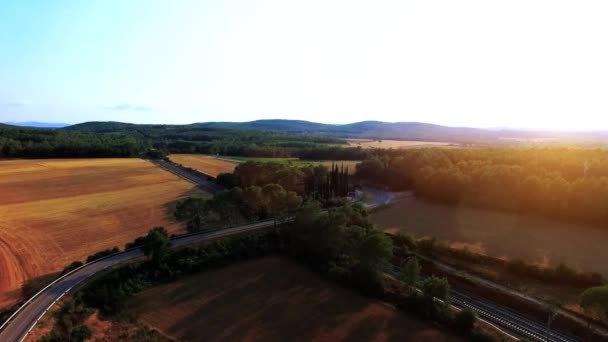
[0,220,277,342]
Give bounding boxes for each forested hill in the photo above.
[63,120,497,143]
[65,119,608,145]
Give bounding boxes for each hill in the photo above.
[66,119,494,143]
[5,121,70,128]
[66,119,608,145]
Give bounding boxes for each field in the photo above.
[347,139,454,149]
[168,154,237,177]
[0,159,202,308]
[170,154,361,175]
[371,196,608,277]
[129,257,460,342]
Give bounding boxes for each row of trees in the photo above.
[219,161,351,201]
[356,148,608,226]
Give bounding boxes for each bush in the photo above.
[61,261,84,276]
[86,247,120,263]
[453,308,477,335]
[70,325,92,342]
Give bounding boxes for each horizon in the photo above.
[2,1,607,130]
[6,118,608,133]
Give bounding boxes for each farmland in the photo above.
[0,159,202,308]
[129,257,460,342]
[371,196,608,277]
[347,138,454,149]
[170,154,361,175]
[168,154,238,177]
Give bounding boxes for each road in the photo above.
[0,220,277,342]
[151,159,224,193]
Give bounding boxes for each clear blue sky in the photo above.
[1,1,607,129]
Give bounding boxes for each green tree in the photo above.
[142,227,170,266]
[400,257,421,286]
[394,231,417,251]
[70,325,92,342]
[422,276,449,301]
[355,230,393,272]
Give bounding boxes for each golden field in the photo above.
[347,138,453,149]
[0,159,202,307]
[171,154,360,175]
[168,154,237,177]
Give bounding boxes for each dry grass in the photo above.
[347,139,454,149]
[0,159,202,308]
[371,196,608,277]
[129,257,460,342]
[169,154,237,177]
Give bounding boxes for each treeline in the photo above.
[175,161,353,232]
[0,126,144,158]
[416,236,604,289]
[1,123,374,159]
[357,148,608,226]
[219,161,351,200]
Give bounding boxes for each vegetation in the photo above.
[0,125,143,158]
[358,147,608,227]
[415,235,604,289]
[580,285,608,322]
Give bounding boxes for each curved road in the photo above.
[0,220,277,342]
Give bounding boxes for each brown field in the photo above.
[129,257,460,342]
[171,154,361,175]
[168,154,237,177]
[347,139,454,149]
[0,159,202,308]
[371,196,608,276]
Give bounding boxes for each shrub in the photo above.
[453,308,477,335]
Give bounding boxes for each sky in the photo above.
[1,0,607,130]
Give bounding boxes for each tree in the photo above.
[141,227,170,266]
[580,285,608,322]
[422,276,449,301]
[401,257,421,286]
[262,183,287,223]
[70,325,92,342]
[394,231,417,252]
[355,230,393,272]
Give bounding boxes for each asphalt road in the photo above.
[151,159,224,193]
[0,220,277,342]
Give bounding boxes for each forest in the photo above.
[0,123,359,159]
[0,125,144,158]
[356,148,608,226]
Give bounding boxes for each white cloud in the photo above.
[105,103,152,112]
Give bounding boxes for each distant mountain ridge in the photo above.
[64,119,608,145]
[6,121,70,128]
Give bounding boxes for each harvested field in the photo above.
[371,196,608,276]
[190,155,361,174]
[129,257,460,342]
[347,139,454,149]
[0,159,202,308]
[168,154,237,177]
